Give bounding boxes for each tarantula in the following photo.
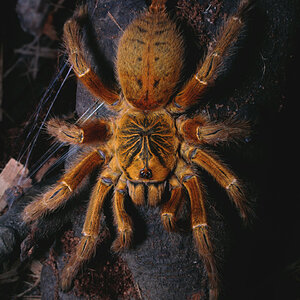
[22,0,254,297]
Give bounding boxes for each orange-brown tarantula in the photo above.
[22,0,254,297]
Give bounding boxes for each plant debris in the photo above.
[0,158,32,213]
[59,229,141,299]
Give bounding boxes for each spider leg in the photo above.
[182,144,252,223]
[148,183,166,206]
[22,148,107,223]
[167,0,255,113]
[60,164,120,291]
[47,118,111,145]
[176,161,218,299]
[111,175,133,252]
[63,5,119,106]
[149,0,167,13]
[128,182,145,206]
[178,115,250,146]
[161,175,183,231]
[176,115,250,146]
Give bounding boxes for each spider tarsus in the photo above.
[46,118,83,144]
[238,0,257,21]
[73,3,88,20]
[22,201,45,224]
[60,235,99,291]
[149,0,167,13]
[209,287,219,300]
[240,205,255,227]
[60,265,77,292]
[161,213,176,232]
[111,229,133,252]
[193,226,219,300]
[226,179,254,225]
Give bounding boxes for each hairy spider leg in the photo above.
[182,144,252,223]
[178,115,251,146]
[60,163,120,291]
[148,183,166,206]
[168,0,255,113]
[47,118,112,145]
[111,175,133,251]
[22,149,106,223]
[63,5,119,105]
[127,182,145,206]
[176,161,218,299]
[161,175,183,231]
[149,0,167,13]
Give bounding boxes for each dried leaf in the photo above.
[0,158,32,211]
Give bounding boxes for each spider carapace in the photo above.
[22,0,254,298]
[116,111,177,184]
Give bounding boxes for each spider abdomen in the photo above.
[117,10,184,110]
[115,110,178,183]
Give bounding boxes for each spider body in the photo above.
[22,0,254,298]
[117,9,183,110]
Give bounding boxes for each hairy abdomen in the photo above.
[117,11,184,110]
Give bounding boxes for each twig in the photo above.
[16,277,41,298]
[32,39,40,79]
[16,260,43,298]
[12,36,57,79]
[260,52,267,81]
[135,282,143,299]
[3,57,24,78]
[51,0,66,13]
[14,47,57,59]
[107,11,124,32]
